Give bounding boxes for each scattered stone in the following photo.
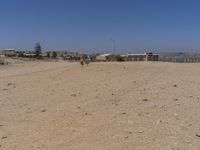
[196,130,200,137]
[84,112,88,115]
[7,82,12,86]
[41,109,46,112]
[176,103,181,106]
[159,105,164,108]
[138,130,144,133]
[124,136,129,139]
[185,139,191,143]
[156,119,163,125]
[77,107,81,109]
[173,98,178,101]
[2,136,7,139]
[71,94,77,97]
[174,85,178,87]
[111,93,114,95]
[143,99,148,102]
[121,112,126,115]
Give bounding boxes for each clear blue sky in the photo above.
[1,0,200,53]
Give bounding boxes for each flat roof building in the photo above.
[1,49,16,57]
[127,52,159,61]
[96,54,111,61]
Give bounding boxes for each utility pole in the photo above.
[110,38,116,54]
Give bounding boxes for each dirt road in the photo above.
[0,61,200,150]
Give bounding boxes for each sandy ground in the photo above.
[0,61,200,150]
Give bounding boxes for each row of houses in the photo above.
[0,49,35,57]
[0,49,159,62]
[0,49,95,61]
[0,49,84,58]
[0,49,16,57]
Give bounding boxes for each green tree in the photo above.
[35,43,42,58]
[52,51,57,59]
[47,52,50,58]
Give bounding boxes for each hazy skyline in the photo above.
[1,0,200,52]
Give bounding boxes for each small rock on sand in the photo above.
[196,130,200,137]
[71,94,77,97]
[7,82,12,86]
[138,130,144,133]
[41,109,46,112]
[156,119,163,125]
[124,136,129,139]
[143,99,148,102]
[173,98,178,101]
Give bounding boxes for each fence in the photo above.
[160,58,200,63]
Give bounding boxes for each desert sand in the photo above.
[0,61,200,150]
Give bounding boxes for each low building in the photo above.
[62,52,87,61]
[1,49,16,57]
[96,54,111,61]
[23,52,36,58]
[127,52,159,61]
[145,52,159,61]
